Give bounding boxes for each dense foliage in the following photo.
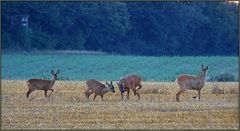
[1,1,238,56]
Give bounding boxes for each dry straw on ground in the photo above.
[1,80,239,129]
[211,83,225,94]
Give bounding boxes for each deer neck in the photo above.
[199,73,206,81]
[101,87,111,95]
[50,79,56,88]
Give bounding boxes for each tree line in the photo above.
[1,1,238,56]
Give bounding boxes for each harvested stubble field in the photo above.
[1,80,239,129]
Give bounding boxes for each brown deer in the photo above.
[85,79,115,101]
[176,64,208,102]
[26,70,59,98]
[117,75,143,100]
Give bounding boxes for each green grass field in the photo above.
[2,52,238,81]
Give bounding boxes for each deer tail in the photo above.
[26,80,33,90]
[175,78,178,83]
[26,81,30,87]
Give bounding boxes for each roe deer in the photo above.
[176,64,208,102]
[117,75,143,100]
[26,70,59,98]
[85,79,115,101]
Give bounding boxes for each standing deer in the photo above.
[117,75,143,100]
[26,70,59,98]
[85,79,115,101]
[175,64,208,102]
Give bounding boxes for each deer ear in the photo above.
[51,70,54,74]
[110,81,113,85]
[201,64,204,69]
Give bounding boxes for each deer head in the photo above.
[200,64,208,78]
[106,81,115,93]
[51,70,59,80]
[117,81,126,93]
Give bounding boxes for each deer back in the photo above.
[119,75,142,90]
[86,79,106,94]
[27,79,52,90]
[176,75,205,90]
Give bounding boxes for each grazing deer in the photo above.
[26,70,59,98]
[117,75,143,100]
[85,79,115,101]
[175,64,208,102]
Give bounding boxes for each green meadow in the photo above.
[2,52,238,81]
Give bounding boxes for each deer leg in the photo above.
[85,90,93,100]
[137,85,142,91]
[127,90,130,100]
[137,92,140,100]
[176,90,185,102]
[133,89,136,96]
[47,89,54,101]
[87,91,93,97]
[49,89,53,92]
[26,90,31,97]
[93,94,97,101]
[85,89,90,99]
[193,92,198,99]
[133,89,140,100]
[120,93,124,100]
[26,90,34,98]
[101,95,103,101]
[136,91,140,100]
[44,90,48,97]
[49,89,54,95]
[198,89,201,100]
